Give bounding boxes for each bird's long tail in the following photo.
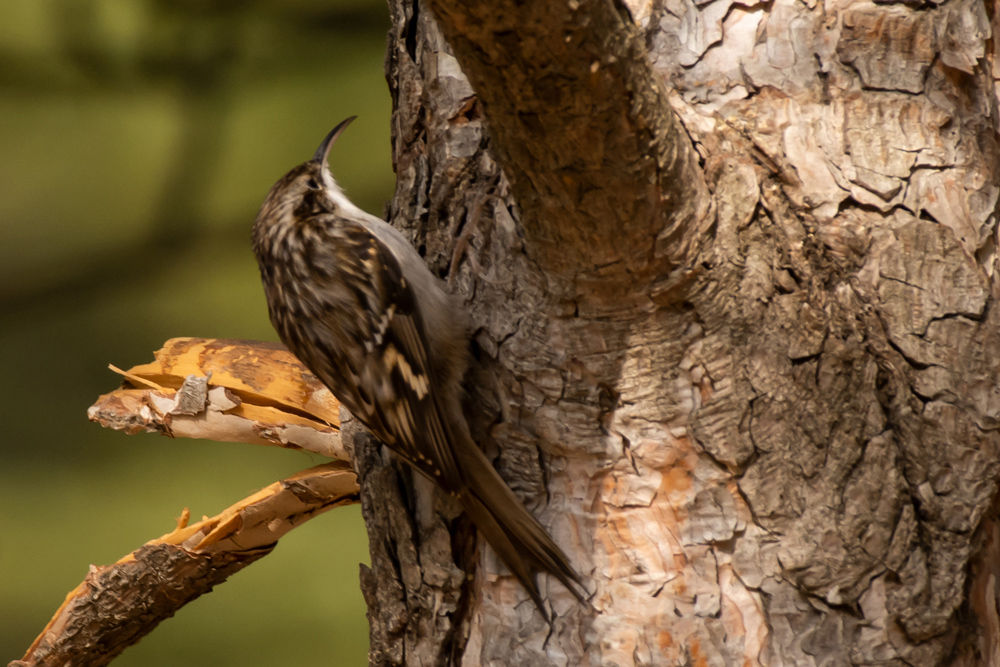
[454,441,588,619]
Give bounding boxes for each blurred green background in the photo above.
[0,2,395,665]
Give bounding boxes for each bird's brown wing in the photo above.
[302,219,463,490]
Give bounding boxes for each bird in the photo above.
[251,117,586,619]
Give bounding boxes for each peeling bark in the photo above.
[89,337,346,460]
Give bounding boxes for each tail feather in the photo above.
[458,491,550,619]
[455,442,588,615]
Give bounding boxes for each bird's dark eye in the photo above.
[306,177,321,190]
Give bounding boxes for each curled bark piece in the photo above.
[88,337,347,460]
[12,462,360,667]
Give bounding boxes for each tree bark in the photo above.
[357,0,1000,665]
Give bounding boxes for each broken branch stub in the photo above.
[88,337,348,461]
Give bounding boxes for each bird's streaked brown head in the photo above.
[252,117,359,249]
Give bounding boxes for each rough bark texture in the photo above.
[355,0,1000,665]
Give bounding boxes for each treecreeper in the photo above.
[251,117,587,620]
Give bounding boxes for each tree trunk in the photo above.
[355,0,1000,665]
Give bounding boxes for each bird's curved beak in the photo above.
[312,116,357,166]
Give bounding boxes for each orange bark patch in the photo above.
[689,638,710,667]
[661,465,691,494]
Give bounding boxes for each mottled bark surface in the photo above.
[355,0,1000,665]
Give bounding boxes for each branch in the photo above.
[11,462,360,667]
[88,337,347,460]
[425,0,710,289]
[11,338,360,667]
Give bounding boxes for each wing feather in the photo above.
[282,216,461,490]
